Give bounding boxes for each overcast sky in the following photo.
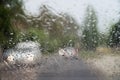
[23,0,120,33]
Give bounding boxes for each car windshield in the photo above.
[0,0,120,80]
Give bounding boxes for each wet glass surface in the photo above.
[0,0,120,80]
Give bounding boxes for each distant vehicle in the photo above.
[58,47,78,58]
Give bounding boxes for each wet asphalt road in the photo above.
[0,55,107,80]
[37,57,106,80]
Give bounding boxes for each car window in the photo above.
[0,0,120,80]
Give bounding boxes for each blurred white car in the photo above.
[59,47,78,58]
[2,41,42,65]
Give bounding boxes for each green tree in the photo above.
[26,5,79,52]
[81,5,99,50]
[108,21,120,48]
[0,0,25,49]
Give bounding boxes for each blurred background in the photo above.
[0,0,120,53]
[0,0,120,80]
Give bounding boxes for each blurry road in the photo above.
[0,55,107,80]
[37,56,107,80]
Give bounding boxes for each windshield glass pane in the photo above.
[0,0,120,80]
